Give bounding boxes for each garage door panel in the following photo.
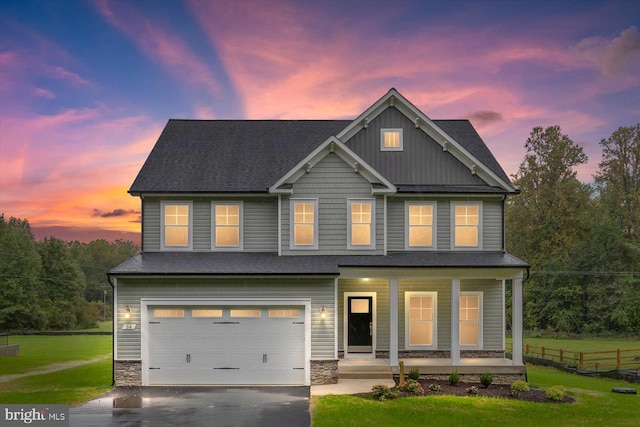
[147,305,306,385]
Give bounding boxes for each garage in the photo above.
[144,304,307,385]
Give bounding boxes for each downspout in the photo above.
[107,274,115,386]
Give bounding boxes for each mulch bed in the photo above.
[393,378,575,403]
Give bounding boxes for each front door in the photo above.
[347,296,373,353]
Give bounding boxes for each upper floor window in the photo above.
[381,128,403,151]
[459,292,482,348]
[452,202,482,248]
[406,202,436,249]
[162,202,192,250]
[291,199,318,249]
[212,202,242,250]
[348,200,375,249]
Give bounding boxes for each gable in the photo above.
[345,107,487,187]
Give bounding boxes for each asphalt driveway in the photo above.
[70,386,310,427]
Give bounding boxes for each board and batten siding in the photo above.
[281,153,385,255]
[345,108,486,186]
[142,197,278,252]
[338,279,390,351]
[115,277,335,360]
[387,197,503,252]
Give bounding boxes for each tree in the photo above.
[594,124,640,244]
[0,215,45,330]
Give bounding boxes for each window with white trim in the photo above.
[161,202,192,250]
[212,203,242,249]
[348,200,375,249]
[406,202,436,249]
[291,200,318,248]
[405,292,437,348]
[452,202,481,248]
[381,128,403,151]
[460,292,482,348]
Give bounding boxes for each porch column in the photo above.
[512,276,524,365]
[450,278,460,365]
[389,278,399,366]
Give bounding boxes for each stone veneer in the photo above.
[115,360,142,386]
[311,360,338,385]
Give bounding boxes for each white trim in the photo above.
[450,279,461,364]
[389,279,399,366]
[451,201,483,250]
[160,201,193,251]
[501,279,506,351]
[343,292,377,359]
[269,136,396,194]
[404,291,438,350]
[277,195,282,256]
[334,278,339,360]
[289,198,319,250]
[140,298,312,386]
[347,199,376,250]
[404,201,437,250]
[459,291,483,350]
[380,128,403,151]
[383,195,388,255]
[512,278,524,365]
[113,277,118,360]
[211,201,243,251]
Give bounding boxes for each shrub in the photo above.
[510,380,530,397]
[370,384,396,401]
[546,385,566,401]
[448,370,460,386]
[408,368,420,381]
[466,385,478,394]
[428,383,441,392]
[398,379,424,395]
[480,372,493,388]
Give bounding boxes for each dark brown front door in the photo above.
[347,296,373,353]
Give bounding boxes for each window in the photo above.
[192,309,222,318]
[452,202,481,248]
[212,203,242,249]
[460,292,482,348]
[153,309,184,318]
[230,309,261,318]
[349,200,375,249]
[162,202,192,250]
[406,202,436,249]
[291,200,318,248]
[405,292,437,348]
[381,128,403,151]
[268,309,300,318]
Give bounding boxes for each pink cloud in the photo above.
[573,26,640,76]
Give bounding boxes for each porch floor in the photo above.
[339,358,526,375]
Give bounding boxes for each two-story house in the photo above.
[109,88,528,387]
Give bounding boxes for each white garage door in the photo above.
[147,305,306,385]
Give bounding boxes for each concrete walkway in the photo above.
[311,378,396,396]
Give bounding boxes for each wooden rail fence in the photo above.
[507,343,640,371]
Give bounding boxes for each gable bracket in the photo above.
[471,164,478,175]
[442,141,449,152]
[363,118,369,128]
[354,162,360,173]
[415,117,420,128]
[306,162,312,173]
[389,96,395,107]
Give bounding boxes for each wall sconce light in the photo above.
[320,305,327,319]
[124,306,131,320]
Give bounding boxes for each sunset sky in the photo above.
[1,0,639,244]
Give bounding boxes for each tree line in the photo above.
[506,124,640,336]
[0,215,138,331]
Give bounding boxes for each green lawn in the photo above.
[507,336,640,353]
[312,365,639,426]
[1,335,112,375]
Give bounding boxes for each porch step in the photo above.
[338,363,393,380]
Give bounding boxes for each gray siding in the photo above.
[461,279,503,350]
[399,280,451,350]
[142,197,278,253]
[115,277,335,360]
[387,197,503,252]
[345,108,486,186]
[338,279,390,351]
[281,153,384,255]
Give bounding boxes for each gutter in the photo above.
[107,273,115,387]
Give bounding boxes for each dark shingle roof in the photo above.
[129,119,512,194]
[110,252,528,276]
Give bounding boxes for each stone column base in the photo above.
[115,360,142,386]
[311,360,338,385]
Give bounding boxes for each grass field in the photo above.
[507,336,640,353]
[312,365,640,426]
